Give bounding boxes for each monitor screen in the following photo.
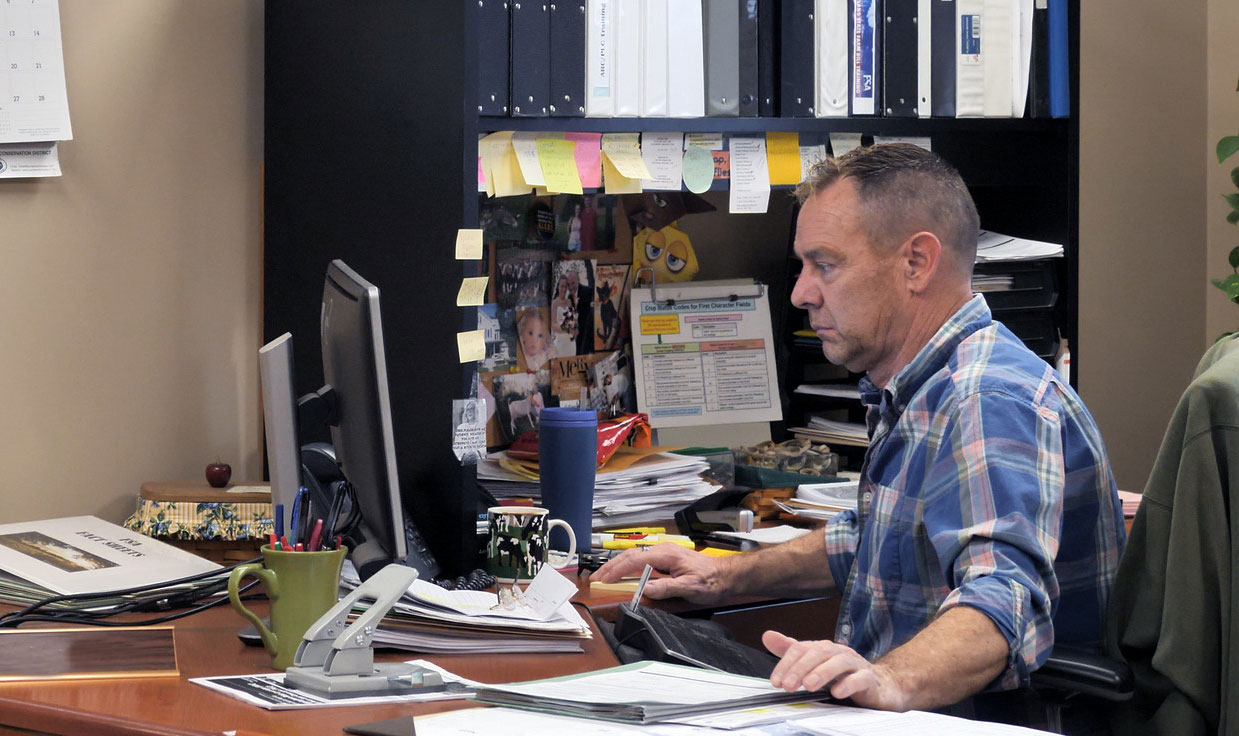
[319,259,406,573]
[258,332,302,536]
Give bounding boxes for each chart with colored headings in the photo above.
[0,0,71,143]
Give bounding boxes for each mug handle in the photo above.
[546,519,577,561]
[228,563,280,656]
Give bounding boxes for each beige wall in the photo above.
[1208,0,1239,340]
[1078,2,1210,491]
[0,1,263,523]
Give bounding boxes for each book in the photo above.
[473,660,830,724]
[0,516,220,598]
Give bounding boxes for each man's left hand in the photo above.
[762,631,909,711]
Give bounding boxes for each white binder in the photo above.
[613,0,642,116]
[641,0,670,116]
[666,0,705,117]
[586,0,615,117]
[814,0,848,117]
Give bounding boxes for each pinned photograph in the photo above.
[515,305,554,373]
[550,259,595,358]
[451,398,487,464]
[493,370,551,442]
[478,304,518,372]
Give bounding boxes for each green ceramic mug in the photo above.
[227,545,346,671]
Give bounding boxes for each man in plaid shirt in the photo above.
[594,143,1125,725]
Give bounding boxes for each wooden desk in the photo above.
[0,601,618,736]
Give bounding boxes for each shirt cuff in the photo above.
[939,575,1041,690]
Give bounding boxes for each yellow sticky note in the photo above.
[601,133,652,179]
[640,314,680,335]
[478,131,514,198]
[602,154,642,194]
[492,147,530,197]
[536,138,583,194]
[766,131,802,186]
[456,330,486,363]
[455,229,483,260]
[456,276,489,307]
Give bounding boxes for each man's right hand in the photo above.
[588,543,730,605]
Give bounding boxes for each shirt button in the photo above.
[840,623,852,636]
[862,492,872,504]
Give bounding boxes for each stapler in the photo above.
[675,488,757,551]
[283,564,461,699]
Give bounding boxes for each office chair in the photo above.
[1029,334,1239,736]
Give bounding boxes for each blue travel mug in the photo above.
[538,407,597,554]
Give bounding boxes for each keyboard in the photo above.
[616,603,780,679]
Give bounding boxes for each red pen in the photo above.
[268,533,278,550]
[280,535,291,551]
[307,519,324,552]
[295,542,304,551]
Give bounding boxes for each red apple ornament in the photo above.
[205,460,232,488]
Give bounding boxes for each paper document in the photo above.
[0,0,73,143]
[0,141,60,178]
[0,516,220,596]
[630,281,781,429]
[975,229,1064,262]
[715,525,812,546]
[727,137,770,214]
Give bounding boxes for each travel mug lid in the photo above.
[539,407,598,427]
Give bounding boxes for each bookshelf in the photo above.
[263,1,1079,574]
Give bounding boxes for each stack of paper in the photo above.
[1117,490,1142,519]
[794,381,862,400]
[340,564,591,655]
[789,415,869,447]
[478,447,717,527]
[975,230,1064,262]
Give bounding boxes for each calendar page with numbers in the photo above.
[0,0,71,143]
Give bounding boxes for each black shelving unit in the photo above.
[263,0,1079,573]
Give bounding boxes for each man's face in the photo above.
[790,179,902,380]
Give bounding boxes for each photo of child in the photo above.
[515,305,554,372]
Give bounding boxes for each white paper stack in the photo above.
[975,229,1064,262]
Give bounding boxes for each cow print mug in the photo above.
[486,506,577,583]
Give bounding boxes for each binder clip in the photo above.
[283,564,461,699]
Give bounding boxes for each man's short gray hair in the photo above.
[795,143,980,269]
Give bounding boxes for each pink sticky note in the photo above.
[478,155,487,185]
[564,132,603,189]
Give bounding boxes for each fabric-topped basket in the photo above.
[123,481,274,564]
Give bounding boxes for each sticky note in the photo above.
[601,133,651,179]
[602,154,642,194]
[455,229,483,260]
[829,132,863,157]
[456,276,489,307]
[493,147,529,197]
[765,132,802,186]
[478,131,514,198]
[728,137,771,214]
[640,132,683,191]
[681,146,714,194]
[564,132,603,188]
[457,330,486,363]
[511,133,547,187]
[537,138,583,194]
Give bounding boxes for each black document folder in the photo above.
[477,0,510,115]
[510,0,550,117]
[930,0,955,117]
[757,0,777,116]
[550,1,586,116]
[882,0,918,117]
[780,0,815,116]
[1026,0,1050,118]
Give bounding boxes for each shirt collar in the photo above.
[858,294,993,412]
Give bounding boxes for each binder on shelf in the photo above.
[737,0,760,117]
[1025,0,1049,118]
[780,0,815,117]
[587,0,615,116]
[550,1,588,116]
[477,0,510,116]
[666,0,705,117]
[814,0,848,118]
[703,0,740,117]
[982,0,1015,118]
[613,0,642,116]
[882,0,919,117]
[848,0,882,116]
[1047,0,1069,118]
[954,0,983,117]
[930,0,956,116]
[757,0,778,116]
[1013,0,1033,119]
[511,0,551,116]
[916,0,932,116]
[641,0,670,116]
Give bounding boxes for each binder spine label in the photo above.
[960,13,981,62]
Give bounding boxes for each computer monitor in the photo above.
[258,332,302,536]
[314,259,407,577]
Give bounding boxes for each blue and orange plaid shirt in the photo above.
[824,295,1126,691]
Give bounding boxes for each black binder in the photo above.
[882,0,918,117]
[510,0,550,117]
[738,0,760,117]
[757,0,778,117]
[1026,0,1050,118]
[930,0,955,117]
[550,1,587,116]
[779,0,814,116]
[477,0,510,115]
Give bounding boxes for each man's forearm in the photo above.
[873,605,1009,711]
[718,528,837,599]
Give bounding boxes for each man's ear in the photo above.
[899,231,943,293]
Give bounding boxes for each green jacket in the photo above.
[1105,335,1239,736]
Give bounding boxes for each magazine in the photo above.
[0,516,221,597]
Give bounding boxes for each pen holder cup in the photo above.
[227,544,346,671]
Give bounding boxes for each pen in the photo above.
[290,487,308,545]
[307,519,324,552]
[267,533,278,550]
[273,503,285,539]
[280,535,290,551]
